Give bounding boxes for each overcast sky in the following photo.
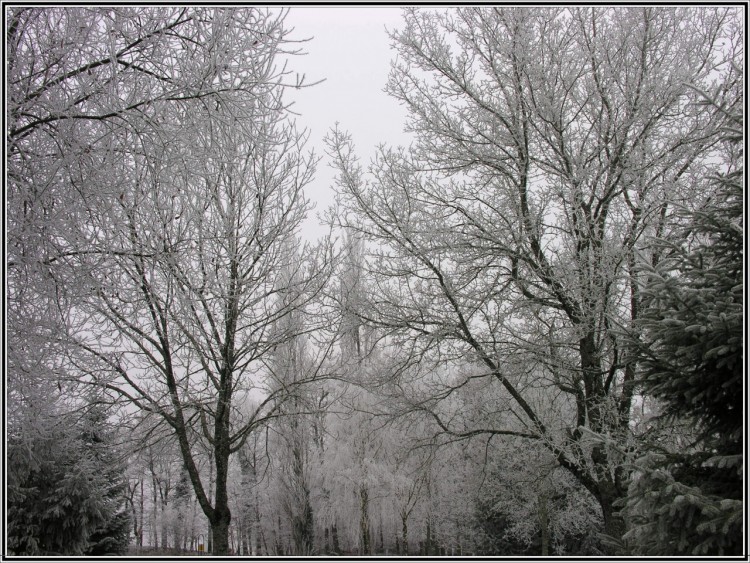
[283,7,413,241]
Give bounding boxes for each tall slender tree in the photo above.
[271,246,317,555]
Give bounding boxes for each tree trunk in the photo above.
[401,514,409,555]
[160,495,168,550]
[538,489,549,556]
[580,330,628,554]
[211,380,233,555]
[207,456,214,554]
[292,497,314,554]
[275,515,284,555]
[332,521,340,555]
[359,484,371,555]
[128,480,141,548]
[210,508,231,556]
[241,528,249,556]
[425,518,433,556]
[138,479,144,547]
[254,502,262,555]
[151,475,159,548]
[597,482,626,552]
[291,440,314,554]
[580,332,604,430]
[378,517,384,553]
[211,454,231,555]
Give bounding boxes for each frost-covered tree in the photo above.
[473,439,603,555]
[234,433,265,555]
[327,7,739,547]
[8,395,130,555]
[621,69,744,556]
[390,449,428,555]
[78,402,132,555]
[269,249,317,555]
[171,464,193,551]
[7,7,332,555]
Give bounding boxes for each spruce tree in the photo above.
[8,414,88,554]
[623,75,743,556]
[7,398,131,555]
[78,402,132,555]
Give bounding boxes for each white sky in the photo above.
[282,7,413,241]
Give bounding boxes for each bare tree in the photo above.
[270,249,321,555]
[327,6,738,546]
[63,87,330,553]
[7,7,333,555]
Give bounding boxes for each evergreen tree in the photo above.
[7,398,131,555]
[622,73,743,556]
[78,402,132,555]
[8,412,90,554]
